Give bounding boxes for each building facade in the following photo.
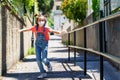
[53,0,67,31]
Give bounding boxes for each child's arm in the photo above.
[51,29,61,34]
[19,27,31,32]
[50,29,67,35]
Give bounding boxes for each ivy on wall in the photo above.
[10,0,36,16]
[0,0,37,17]
[92,0,100,20]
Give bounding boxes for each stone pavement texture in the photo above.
[1,35,120,80]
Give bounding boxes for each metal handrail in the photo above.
[67,12,120,80]
[69,12,120,33]
[69,45,120,64]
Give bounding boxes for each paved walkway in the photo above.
[1,35,120,80]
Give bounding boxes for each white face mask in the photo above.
[38,21,45,26]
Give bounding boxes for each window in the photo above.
[104,0,111,16]
[56,6,60,10]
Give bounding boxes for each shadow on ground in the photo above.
[49,48,68,53]
[22,58,36,62]
[4,70,91,80]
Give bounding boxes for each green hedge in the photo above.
[28,47,35,55]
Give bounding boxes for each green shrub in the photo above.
[62,41,74,46]
[111,7,120,14]
[60,0,88,25]
[28,47,35,55]
[92,0,100,20]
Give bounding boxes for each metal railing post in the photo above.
[99,21,104,80]
[68,33,70,61]
[100,56,103,80]
[31,4,35,47]
[84,28,87,75]
[74,31,76,66]
[99,10,104,80]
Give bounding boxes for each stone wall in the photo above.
[107,17,120,57]
[62,14,98,49]
[106,16,120,69]
[23,17,33,58]
[85,14,100,51]
[62,29,84,47]
[62,12,120,69]
[1,5,32,75]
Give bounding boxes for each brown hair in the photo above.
[34,14,47,25]
[34,14,47,31]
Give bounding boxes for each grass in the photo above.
[28,47,35,55]
[62,41,74,46]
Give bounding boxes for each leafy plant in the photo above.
[61,0,88,24]
[92,0,100,20]
[11,0,35,14]
[111,7,120,14]
[10,0,25,16]
[47,16,54,28]
[62,41,74,46]
[37,0,54,15]
[28,47,35,55]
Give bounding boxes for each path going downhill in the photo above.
[2,35,120,80]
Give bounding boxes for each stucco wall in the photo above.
[86,25,100,51]
[62,27,84,47]
[62,14,99,50]
[107,17,120,57]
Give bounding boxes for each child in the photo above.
[19,15,66,78]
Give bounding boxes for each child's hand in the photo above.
[18,29,22,32]
[61,30,67,35]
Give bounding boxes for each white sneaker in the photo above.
[37,73,47,79]
[47,63,52,72]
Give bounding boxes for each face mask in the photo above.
[38,21,45,26]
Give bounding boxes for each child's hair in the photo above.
[34,14,47,31]
[34,14,47,25]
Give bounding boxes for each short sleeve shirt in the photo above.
[30,25,51,41]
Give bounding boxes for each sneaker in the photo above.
[47,63,52,72]
[37,73,47,79]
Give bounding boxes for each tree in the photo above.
[61,0,88,24]
[6,0,36,16]
[10,0,35,12]
[37,0,54,15]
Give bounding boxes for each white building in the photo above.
[53,0,67,31]
[87,0,93,16]
[100,0,120,15]
[111,0,120,11]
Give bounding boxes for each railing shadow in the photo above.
[4,72,45,80]
[49,48,68,53]
[5,70,91,80]
[3,54,93,80]
[22,53,100,63]
[22,58,36,62]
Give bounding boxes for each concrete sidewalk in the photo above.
[2,35,120,80]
